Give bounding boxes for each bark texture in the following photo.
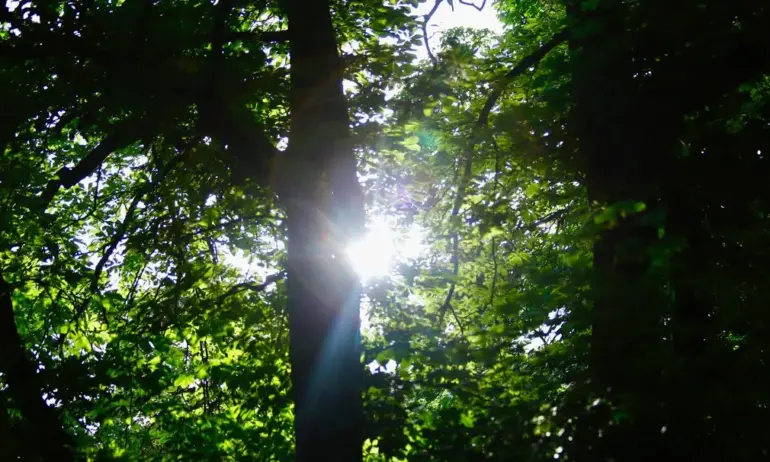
[569,0,770,460]
[0,272,75,461]
[280,0,365,460]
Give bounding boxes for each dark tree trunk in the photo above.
[280,0,364,461]
[570,1,770,460]
[569,1,669,458]
[0,272,75,461]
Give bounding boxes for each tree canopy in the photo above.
[2,0,770,460]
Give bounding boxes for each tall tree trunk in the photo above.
[0,272,75,461]
[570,1,770,459]
[569,1,669,459]
[280,0,365,461]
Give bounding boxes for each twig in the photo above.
[124,217,161,308]
[447,302,466,336]
[124,258,149,308]
[437,141,472,326]
[481,237,498,313]
[482,135,502,313]
[217,270,288,303]
[227,30,289,43]
[478,29,570,128]
[78,154,186,324]
[518,208,569,233]
[92,164,102,209]
[90,157,182,292]
[436,29,570,328]
[422,0,443,65]
[40,123,143,211]
[180,213,274,239]
[458,0,486,11]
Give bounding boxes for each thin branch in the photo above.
[479,237,499,313]
[478,29,570,128]
[438,204,463,329]
[458,0,486,11]
[90,159,180,292]
[420,0,488,65]
[517,208,569,234]
[198,0,232,134]
[227,30,290,43]
[447,302,466,337]
[198,6,280,190]
[438,144,472,326]
[120,214,162,309]
[422,0,443,65]
[217,270,288,303]
[439,281,456,325]
[79,154,186,323]
[437,29,570,329]
[92,164,102,207]
[124,258,149,308]
[180,213,275,239]
[482,137,502,313]
[40,125,143,211]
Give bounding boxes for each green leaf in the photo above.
[173,374,195,389]
[460,410,475,428]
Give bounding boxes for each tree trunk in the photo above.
[569,1,669,458]
[0,272,75,461]
[280,0,365,461]
[570,1,770,459]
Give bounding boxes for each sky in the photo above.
[362,2,504,374]
[229,0,504,282]
[342,1,505,286]
[412,0,503,60]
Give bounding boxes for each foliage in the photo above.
[3,0,770,460]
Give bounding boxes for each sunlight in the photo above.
[346,219,396,281]
[346,217,425,282]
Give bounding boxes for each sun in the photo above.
[346,219,397,281]
[346,217,425,282]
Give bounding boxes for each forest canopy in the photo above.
[2,0,770,460]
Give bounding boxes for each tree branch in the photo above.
[217,270,288,303]
[438,141,472,327]
[438,283,466,338]
[458,0,486,11]
[80,153,187,324]
[228,30,290,43]
[422,0,443,65]
[40,122,144,211]
[199,4,280,192]
[437,29,569,330]
[478,29,570,129]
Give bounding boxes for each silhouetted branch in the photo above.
[458,0,486,11]
[228,30,290,43]
[516,208,569,233]
[478,29,570,128]
[40,125,143,210]
[217,270,288,303]
[199,6,280,190]
[80,153,187,324]
[422,0,443,65]
[437,29,569,330]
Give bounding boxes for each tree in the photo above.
[361,1,770,460]
[566,1,770,459]
[1,0,416,459]
[280,0,364,459]
[5,0,770,460]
